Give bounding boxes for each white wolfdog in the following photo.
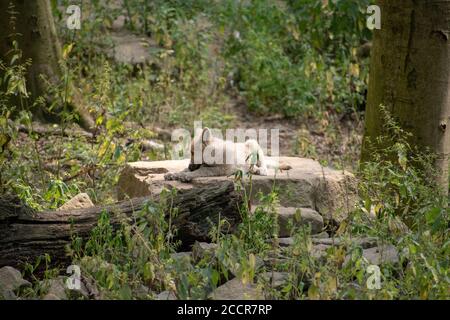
[164,127,290,182]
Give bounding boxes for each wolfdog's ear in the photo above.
[202,127,212,145]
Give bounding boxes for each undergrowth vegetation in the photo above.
[1,0,372,208]
[18,119,449,299]
[0,0,448,300]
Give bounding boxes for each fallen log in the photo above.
[0,181,242,268]
[17,124,94,140]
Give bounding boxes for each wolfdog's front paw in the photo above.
[177,172,193,183]
[257,166,268,176]
[164,172,176,181]
[164,172,193,183]
[249,166,268,176]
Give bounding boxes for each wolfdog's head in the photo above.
[188,127,213,171]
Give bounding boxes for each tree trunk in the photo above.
[0,0,94,130]
[361,0,450,192]
[0,182,243,268]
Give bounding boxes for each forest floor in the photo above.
[0,0,448,301]
[231,97,364,169]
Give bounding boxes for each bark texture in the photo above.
[361,0,450,191]
[0,182,243,268]
[0,0,94,130]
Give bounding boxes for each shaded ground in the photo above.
[88,12,365,170]
[231,98,364,170]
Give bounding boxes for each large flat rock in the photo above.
[117,157,357,223]
[210,278,263,300]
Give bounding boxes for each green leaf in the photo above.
[211,269,220,287]
[425,207,440,225]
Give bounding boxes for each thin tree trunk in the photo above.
[0,0,94,130]
[361,0,450,192]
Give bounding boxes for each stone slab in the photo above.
[117,157,357,223]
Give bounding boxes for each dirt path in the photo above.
[230,97,364,170]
